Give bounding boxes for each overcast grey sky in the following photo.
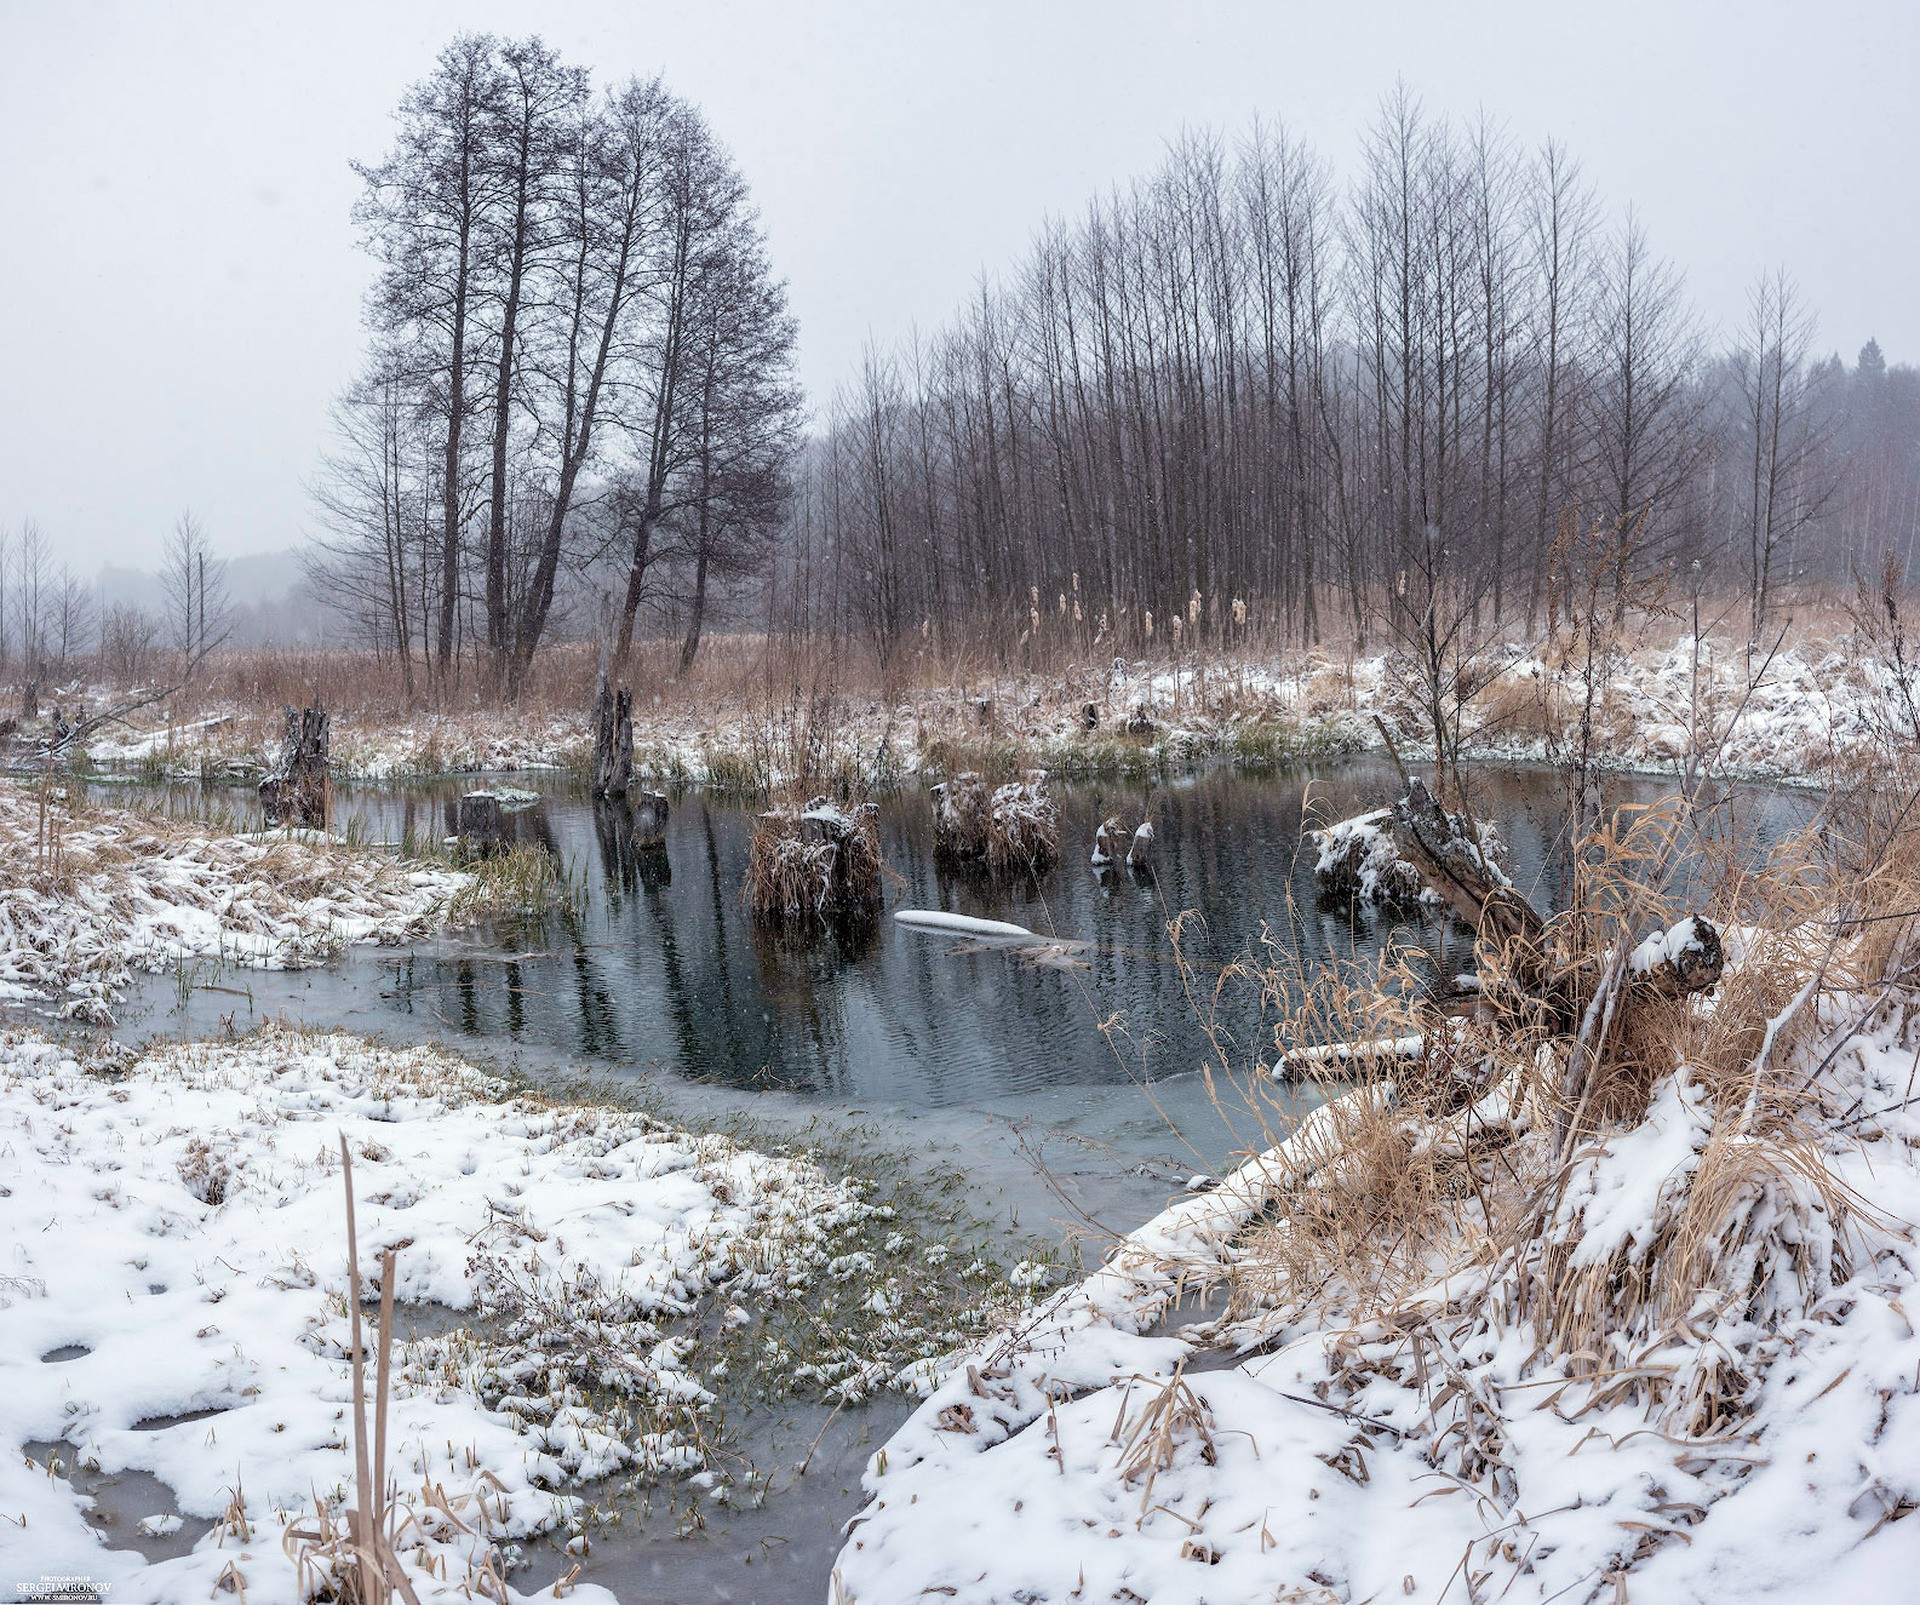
[2,0,1915,570]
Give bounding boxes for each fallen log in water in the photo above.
[893,909,1043,941]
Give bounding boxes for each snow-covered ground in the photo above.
[0,1029,1039,1605]
[79,631,1914,790]
[832,935,1920,1601]
[86,708,589,781]
[0,782,466,1023]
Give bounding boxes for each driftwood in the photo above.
[260,705,331,827]
[590,671,634,800]
[1387,780,1544,971]
[1285,780,1725,1104]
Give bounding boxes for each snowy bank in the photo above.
[0,782,466,1022]
[832,938,1920,1601]
[0,1029,1039,1604]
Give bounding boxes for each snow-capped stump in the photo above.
[456,790,507,856]
[632,788,670,844]
[258,704,331,827]
[1629,913,1726,996]
[1091,814,1125,866]
[745,797,884,921]
[1310,806,1429,910]
[1126,818,1155,869]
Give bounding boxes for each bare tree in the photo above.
[98,602,160,686]
[354,34,500,688]
[1732,269,1839,631]
[160,511,231,674]
[507,75,676,691]
[1584,210,1705,617]
[52,570,93,671]
[13,520,49,717]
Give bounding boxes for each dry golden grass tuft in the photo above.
[744,797,885,923]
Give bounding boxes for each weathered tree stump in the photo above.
[457,792,506,857]
[1082,701,1100,730]
[590,671,634,800]
[1124,703,1154,736]
[1091,815,1126,865]
[260,704,331,827]
[974,696,994,727]
[1127,819,1155,870]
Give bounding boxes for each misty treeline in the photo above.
[0,514,230,710]
[786,90,1920,667]
[309,33,801,698]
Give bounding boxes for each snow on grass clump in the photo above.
[0,782,466,1022]
[0,1028,1039,1603]
[831,917,1920,1600]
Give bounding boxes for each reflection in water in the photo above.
[108,759,1809,1127]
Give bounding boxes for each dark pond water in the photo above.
[102,758,1811,1181]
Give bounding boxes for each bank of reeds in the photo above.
[1179,761,1920,1496]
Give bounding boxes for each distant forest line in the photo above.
[4,54,1917,700]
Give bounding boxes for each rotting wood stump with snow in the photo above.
[1292,779,1724,1106]
[745,796,885,922]
[258,704,331,828]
